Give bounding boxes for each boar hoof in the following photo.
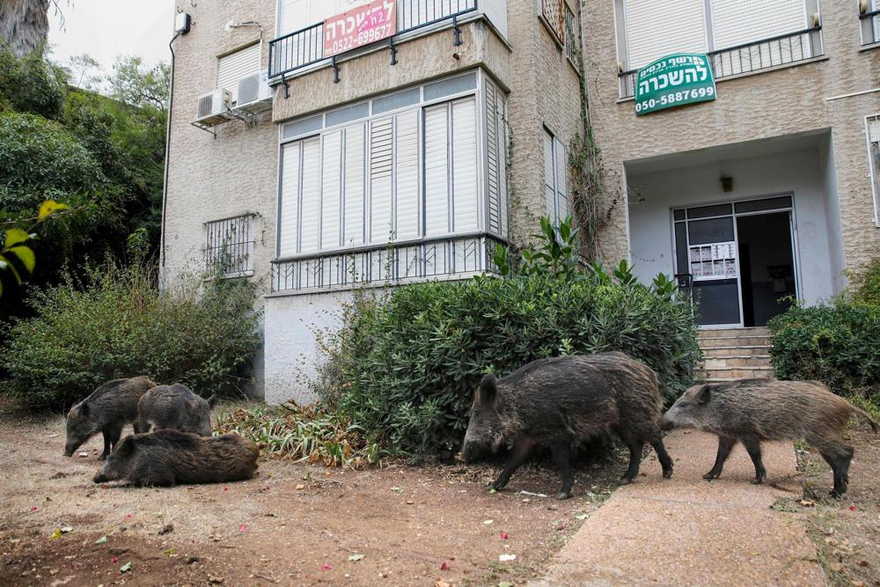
[555,491,572,500]
[662,468,674,479]
[703,471,720,481]
[751,477,764,485]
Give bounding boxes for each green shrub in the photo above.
[320,270,701,456]
[768,301,880,397]
[849,257,880,307]
[0,47,67,120]
[1,261,262,409]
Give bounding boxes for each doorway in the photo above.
[736,212,795,326]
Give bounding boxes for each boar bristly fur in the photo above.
[662,379,879,497]
[64,376,157,459]
[462,352,674,499]
[93,429,259,487]
[136,383,216,437]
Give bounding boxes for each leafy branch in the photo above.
[0,200,69,298]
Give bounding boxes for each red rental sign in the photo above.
[323,0,397,57]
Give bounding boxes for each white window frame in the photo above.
[866,114,880,226]
[543,127,569,226]
[275,69,509,261]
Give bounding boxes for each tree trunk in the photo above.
[0,0,51,57]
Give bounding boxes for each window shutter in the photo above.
[709,0,805,51]
[279,142,302,257]
[299,136,322,253]
[554,137,569,221]
[217,43,261,103]
[452,97,480,233]
[369,117,394,243]
[344,123,366,246]
[543,130,557,223]
[424,103,450,236]
[485,80,506,237]
[321,130,343,250]
[395,109,421,240]
[623,0,706,69]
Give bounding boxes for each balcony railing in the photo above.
[618,26,823,99]
[861,9,880,45]
[271,234,503,293]
[269,0,478,80]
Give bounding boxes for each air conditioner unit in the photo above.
[236,71,273,113]
[195,88,232,125]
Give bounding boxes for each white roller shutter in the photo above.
[554,137,569,222]
[278,142,302,257]
[395,109,421,240]
[710,0,806,51]
[299,137,322,253]
[424,103,450,236]
[217,43,260,103]
[624,0,706,69]
[452,97,479,233]
[369,117,394,243]
[343,123,366,246]
[321,130,342,250]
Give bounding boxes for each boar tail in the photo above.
[852,405,879,433]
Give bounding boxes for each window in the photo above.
[218,43,261,104]
[867,115,880,226]
[277,72,508,260]
[862,0,880,45]
[543,128,569,225]
[564,4,582,68]
[541,0,566,46]
[205,215,257,277]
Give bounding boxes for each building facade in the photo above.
[584,0,880,328]
[162,0,583,403]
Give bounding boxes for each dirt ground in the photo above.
[0,399,630,587]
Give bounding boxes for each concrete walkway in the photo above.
[533,430,826,586]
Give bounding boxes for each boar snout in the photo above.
[660,416,676,431]
[93,471,108,483]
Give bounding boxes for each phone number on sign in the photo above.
[328,24,394,54]
[635,86,715,113]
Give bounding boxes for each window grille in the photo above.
[541,0,566,46]
[205,214,257,277]
[564,4,581,68]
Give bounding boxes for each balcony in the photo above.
[618,27,824,99]
[269,0,486,81]
[861,8,880,46]
[270,234,504,293]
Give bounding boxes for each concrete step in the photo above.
[699,335,771,348]
[695,366,776,380]
[701,356,772,369]
[698,327,770,338]
[702,346,772,358]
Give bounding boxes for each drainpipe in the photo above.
[160,31,182,281]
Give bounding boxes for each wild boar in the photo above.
[136,383,216,436]
[661,379,879,497]
[461,352,674,499]
[64,376,157,459]
[93,429,259,487]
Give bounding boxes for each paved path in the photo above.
[532,430,826,586]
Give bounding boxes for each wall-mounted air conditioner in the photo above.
[236,71,273,113]
[195,88,232,125]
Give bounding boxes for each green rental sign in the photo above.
[635,53,716,116]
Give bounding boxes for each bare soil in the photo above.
[0,399,631,586]
[785,423,880,587]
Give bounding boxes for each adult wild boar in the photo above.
[93,429,259,487]
[461,352,674,499]
[136,383,216,436]
[662,379,879,497]
[64,376,157,459]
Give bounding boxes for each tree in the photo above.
[108,56,170,111]
[65,54,103,91]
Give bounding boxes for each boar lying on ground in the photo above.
[93,429,259,487]
[136,383,216,436]
[64,376,157,459]
[662,379,879,497]
[461,352,674,499]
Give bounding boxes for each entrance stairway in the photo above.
[696,327,775,383]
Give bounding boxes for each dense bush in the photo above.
[849,257,880,307]
[768,301,880,397]
[320,261,701,455]
[1,262,262,409]
[0,47,66,120]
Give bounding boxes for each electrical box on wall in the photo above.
[175,12,191,35]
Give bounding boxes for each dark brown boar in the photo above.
[136,383,216,436]
[64,376,157,459]
[461,352,674,499]
[93,429,259,487]
[661,379,879,497]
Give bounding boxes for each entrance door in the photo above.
[672,195,797,328]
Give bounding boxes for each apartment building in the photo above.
[583,0,880,328]
[162,0,583,402]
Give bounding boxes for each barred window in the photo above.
[205,214,257,277]
[564,4,581,70]
[541,0,566,46]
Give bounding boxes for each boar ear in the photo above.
[695,385,712,405]
[207,394,217,408]
[477,374,497,406]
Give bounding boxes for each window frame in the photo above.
[543,126,570,226]
[216,42,262,105]
[866,114,880,227]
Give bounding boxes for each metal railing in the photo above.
[860,8,880,45]
[269,0,478,79]
[271,234,503,292]
[541,0,565,45]
[618,26,823,99]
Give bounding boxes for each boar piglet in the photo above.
[662,379,878,497]
[136,383,216,436]
[65,376,157,459]
[93,429,259,487]
[462,352,674,499]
